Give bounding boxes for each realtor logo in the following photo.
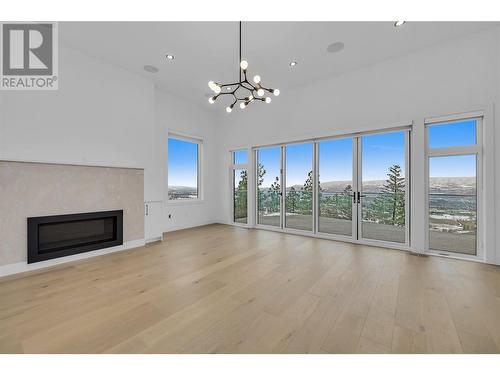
[1,22,58,90]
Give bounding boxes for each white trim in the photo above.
[167,133,203,203]
[164,220,219,233]
[424,110,484,125]
[0,239,146,278]
[168,131,203,143]
[0,158,144,170]
[250,123,413,150]
[424,113,483,260]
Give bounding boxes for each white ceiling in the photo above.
[59,21,496,111]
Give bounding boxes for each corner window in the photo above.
[168,135,201,200]
[426,116,481,256]
[231,149,248,224]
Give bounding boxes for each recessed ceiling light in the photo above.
[394,21,406,27]
[289,61,298,67]
[143,65,158,73]
[166,54,175,60]
[326,42,344,53]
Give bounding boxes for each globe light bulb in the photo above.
[208,97,215,104]
[273,89,280,96]
[240,60,248,70]
[214,85,221,94]
[253,75,261,84]
[240,102,246,109]
[257,88,265,96]
[248,95,254,101]
[265,97,272,104]
[208,81,216,90]
[226,106,232,113]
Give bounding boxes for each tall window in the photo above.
[168,135,201,200]
[232,150,248,224]
[426,117,481,256]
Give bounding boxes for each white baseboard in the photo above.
[164,220,220,233]
[0,239,146,278]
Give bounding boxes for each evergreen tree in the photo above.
[368,164,405,226]
[382,165,405,226]
[299,170,314,215]
[257,163,267,212]
[286,186,299,213]
[234,170,248,220]
[269,176,281,212]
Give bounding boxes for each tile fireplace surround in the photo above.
[0,161,144,270]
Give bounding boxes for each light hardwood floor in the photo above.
[1,224,500,353]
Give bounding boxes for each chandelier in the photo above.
[207,21,280,113]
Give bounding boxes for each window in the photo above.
[233,169,248,224]
[285,143,313,232]
[231,150,248,224]
[233,150,248,165]
[256,147,282,227]
[318,138,354,237]
[168,135,201,200]
[426,116,481,256]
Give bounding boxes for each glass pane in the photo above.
[233,169,248,224]
[257,147,281,227]
[429,155,477,255]
[285,143,313,231]
[318,138,353,236]
[234,150,248,164]
[361,131,406,243]
[428,119,476,148]
[168,138,198,200]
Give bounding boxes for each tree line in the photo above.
[234,163,405,226]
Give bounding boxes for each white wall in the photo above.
[0,45,162,201]
[155,88,219,232]
[0,44,219,254]
[215,27,499,264]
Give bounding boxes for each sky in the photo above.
[168,138,198,187]
[428,119,477,177]
[169,120,477,188]
[257,131,407,187]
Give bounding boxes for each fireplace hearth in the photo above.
[27,210,123,263]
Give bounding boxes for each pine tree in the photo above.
[257,163,267,212]
[382,165,405,226]
[269,176,281,212]
[369,164,405,225]
[286,186,299,213]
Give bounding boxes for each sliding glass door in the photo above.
[253,128,409,247]
[284,143,314,232]
[256,147,282,227]
[318,138,355,237]
[359,131,407,243]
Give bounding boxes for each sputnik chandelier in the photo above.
[207,21,280,113]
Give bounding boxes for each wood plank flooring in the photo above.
[1,224,500,353]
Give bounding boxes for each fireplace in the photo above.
[27,210,123,263]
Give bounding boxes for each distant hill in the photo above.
[282,176,476,194]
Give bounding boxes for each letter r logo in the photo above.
[2,24,53,75]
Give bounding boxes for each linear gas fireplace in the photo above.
[27,210,123,264]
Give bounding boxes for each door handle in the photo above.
[145,204,149,216]
[356,192,366,204]
[349,193,356,204]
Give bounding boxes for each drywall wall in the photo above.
[0,44,220,269]
[0,45,161,201]
[155,88,219,232]
[215,27,499,264]
[0,161,144,266]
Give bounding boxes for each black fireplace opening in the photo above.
[28,210,123,264]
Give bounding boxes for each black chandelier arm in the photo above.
[207,21,278,111]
